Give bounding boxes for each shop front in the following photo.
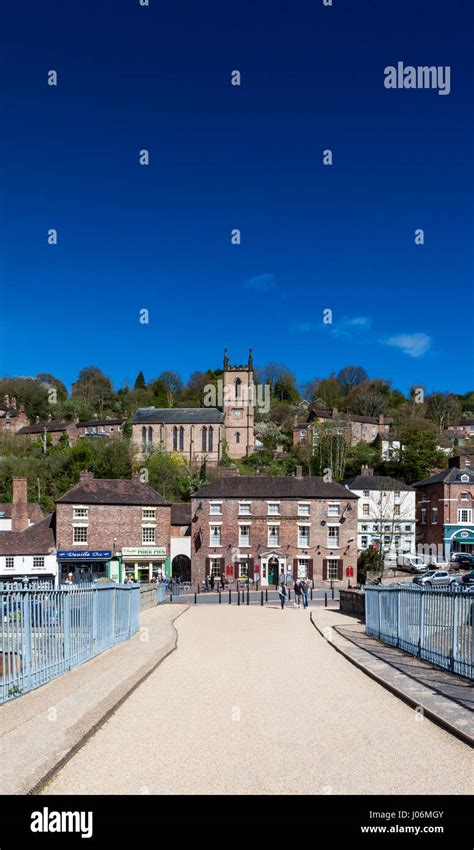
[446,527,474,556]
[57,550,113,584]
[121,547,169,582]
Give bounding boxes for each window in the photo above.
[235,378,241,399]
[460,474,470,483]
[431,508,438,525]
[268,525,280,547]
[327,526,339,548]
[297,559,309,578]
[179,426,184,451]
[361,524,368,532]
[142,508,156,520]
[327,559,339,580]
[383,536,390,546]
[202,427,207,452]
[327,503,340,517]
[298,525,310,547]
[33,556,45,569]
[173,426,178,451]
[362,504,369,516]
[394,490,400,499]
[142,527,155,544]
[384,525,391,532]
[148,426,153,446]
[235,432,240,443]
[73,526,88,544]
[457,509,472,523]
[394,525,400,533]
[210,525,222,546]
[421,509,427,525]
[210,502,222,516]
[73,507,88,519]
[141,426,147,447]
[363,490,370,498]
[361,536,368,548]
[210,558,222,578]
[239,502,251,515]
[237,560,249,578]
[239,525,251,547]
[404,524,411,532]
[298,503,310,516]
[461,491,469,501]
[208,426,214,453]
[5,556,14,569]
[394,505,400,517]
[267,502,280,516]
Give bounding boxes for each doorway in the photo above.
[268,557,279,586]
[172,554,191,583]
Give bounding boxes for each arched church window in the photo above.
[236,432,241,444]
[173,426,178,450]
[235,378,241,399]
[202,427,207,452]
[208,426,213,452]
[179,426,184,451]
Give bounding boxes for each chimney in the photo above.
[35,415,40,423]
[379,414,384,425]
[79,470,95,481]
[295,465,303,479]
[3,394,9,407]
[449,455,471,470]
[11,478,29,533]
[361,465,374,476]
[47,414,52,422]
[11,397,16,410]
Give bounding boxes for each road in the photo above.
[44,604,472,795]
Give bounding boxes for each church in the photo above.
[131,351,255,464]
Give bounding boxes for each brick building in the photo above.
[293,409,392,449]
[55,472,171,583]
[0,395,29,435]
[190,469,358,588]
[413,456,474,559]
[75,416,127,439]
[17,416,77,447]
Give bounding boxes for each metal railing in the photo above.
[1,584,140,703]
[365,585,473,680]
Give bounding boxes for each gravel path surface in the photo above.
[44,605,472,796]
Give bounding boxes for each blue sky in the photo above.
[1,0,473,395]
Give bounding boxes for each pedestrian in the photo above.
[293,579,302,609]
[301,579,309,609]
[279,570,286,586]
[210,574,215,591]
[220,573,225,590]
[278,582,287,610]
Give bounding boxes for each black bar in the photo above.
[265,588,268,602]
[247,588,249,605]
[242,590,245,605]
[261,590,263,606]
[237,588,240,606]
[332,587,334,599]
[325,593,328,607]
[288,589,291,602]
[197,582,200,594]
[170,591,172,603]
[310,587,313,600]
[229,589,231,604]
[194,592,197,604]
[219,590,221,604]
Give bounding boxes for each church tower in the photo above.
[223,349,255,459]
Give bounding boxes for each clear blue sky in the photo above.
[1,0,473,395]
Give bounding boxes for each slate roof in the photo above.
[56,477,171,506]
[0,514,56,555]
[192,476,358,500]
[343,475,413,492]
[17,419,69,435]
[132,407,224,425]
[171,503,192,525]
[413,467,474,487]
[77,418,126,427]
[307,409,393,426]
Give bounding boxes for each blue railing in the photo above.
[156,585,168,604]
[365,585,473,680]
[0,584,140,703]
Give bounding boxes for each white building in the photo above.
[0,478,57,584]
[344,466,416,555]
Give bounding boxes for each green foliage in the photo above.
[344,442,382,477]
[383,419,445,483]
[0,378,50,420]
[134,371,146,390]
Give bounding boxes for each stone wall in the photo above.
[339,589,365,618]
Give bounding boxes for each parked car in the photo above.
[386,554,429,573]
[450,553,474,569]
[461,569,474,586]
[413,570,459,587]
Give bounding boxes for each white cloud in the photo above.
[384,333,431,358]
[330,315,373,337]
[244,273,275,293]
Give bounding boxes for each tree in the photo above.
[153,371,183,407]
[273,370,299,404]
[337,365,368,395]
[344,442,382,478]
[309,377,343,410]
[72,367,116,415]
[310,419,347,480]
[144,451,188,502]
[385,420,445,483]
[346,380,390,417]
[0,378,50,420]
[426,393,461,433]
[134,371,146,390]
[36,373,68,401]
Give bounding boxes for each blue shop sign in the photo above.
[57,550,112,560]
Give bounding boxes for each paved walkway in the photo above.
[43,604,471,796]
[0,605,182,795]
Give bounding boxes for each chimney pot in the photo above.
[4,395,10,407]
[79,470,94,481]
[11,397,16,410]
[35,415,40,423]
[295,465,303,479]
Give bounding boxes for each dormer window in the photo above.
[460,474,470,483]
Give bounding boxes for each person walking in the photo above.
[278,582,287,610]
[279,570,286,586]
[301,579,309,609]
[293,579,302,609]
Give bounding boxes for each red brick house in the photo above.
[293,408,392,449]
[17,416,78,446]
[190,470,358,588]
[55,472,172,583]
[413,456,474,559]
[0,396,30,435]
